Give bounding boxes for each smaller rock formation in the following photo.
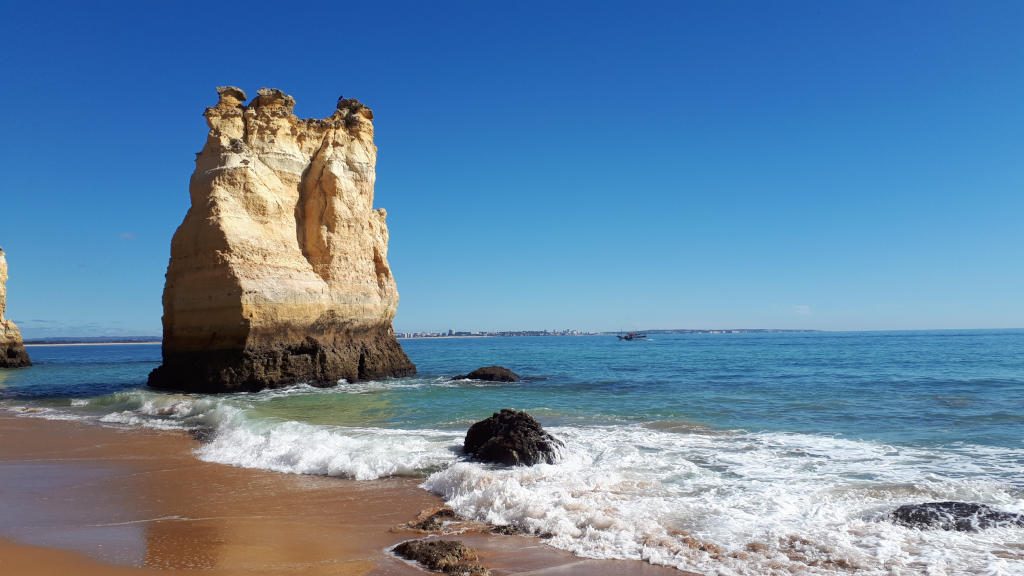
[891,502,1024,532]
[464,409,562,466]
[0,249,31,368]
[393,539,489,576]
[454,366,520,382]
[408,506,460,532]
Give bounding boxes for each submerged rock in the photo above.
[0,249,30,368]
[454,366,520,382]
[393,539,489,576]
[892,502,1024,531]
[148,87,414,392]
[464,409,562,466]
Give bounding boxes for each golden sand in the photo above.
[0,415,689,575]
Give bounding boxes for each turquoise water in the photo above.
[9,331,1023,447]
[3,331,1023,575]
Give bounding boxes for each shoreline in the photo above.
[0,414,689,575]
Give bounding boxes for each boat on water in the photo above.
[617,332,647,341]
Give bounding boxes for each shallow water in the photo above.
[3,331,1023,575]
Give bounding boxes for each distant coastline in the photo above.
[398,328,821,339]
[24,337,161,347]
[22,330,825,345]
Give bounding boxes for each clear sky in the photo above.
[1,1,1022,336]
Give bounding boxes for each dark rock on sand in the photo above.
[393,539,490,576]
[409,506,459,532]
[454,366,520,382]
[489,524,554,539]
[464,409,562,466]
[892,502,1024,531]
[489,524,521,536]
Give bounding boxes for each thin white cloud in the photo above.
[793,304,812,316]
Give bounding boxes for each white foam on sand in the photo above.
[424,425,1024,575]
[194,414,461,480]
[10,387,1023,574]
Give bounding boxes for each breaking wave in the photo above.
[425,425,1024,575]
[4,383,1023,574]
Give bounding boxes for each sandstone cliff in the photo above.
[148,87,415,392]
[0,249,31,368]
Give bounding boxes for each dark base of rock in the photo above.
[0,344,31,368]
[454,366,520,382]
[147,325,415,392]
[892,502,1024,531]
[393,539,489,576]
[464,409,563,466]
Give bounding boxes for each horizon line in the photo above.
[20,326,1024,343]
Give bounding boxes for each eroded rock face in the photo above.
[148,87,414,392]
[892,502,1024,532]
[0,249,31,368]
[464,409,562,466]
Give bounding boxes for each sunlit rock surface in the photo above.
[148,87,414,392]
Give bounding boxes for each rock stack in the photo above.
[148,87,415,392]
[0,249,31,368]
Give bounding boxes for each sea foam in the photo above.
[6,383,1023,574]
[195,415,461,480]
[424,425,1024,575]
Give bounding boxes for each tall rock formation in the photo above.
[148,87,415,392]
[0,249,31,368]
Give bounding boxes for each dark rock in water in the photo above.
[0,344,31,368]
[488,524,553,539]
[454,366,520,382]
[891,502,1024,531]
[464,409,562,466]
[393,539,489,576]
[489,524,521,536]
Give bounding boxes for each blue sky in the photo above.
[1,1,1022,336]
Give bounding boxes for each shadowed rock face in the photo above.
[148,87,414,392]
[464,409,562,466]
[892,502,1024,532]
[0,249,31,369]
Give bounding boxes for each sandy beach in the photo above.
[0,415,688,576]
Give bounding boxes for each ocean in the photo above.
[2,331,1023,575]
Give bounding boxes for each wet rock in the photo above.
[464,409,562,466]
[892,502,1024,531]
[668,529,724,556]
[409,506,459,532]
[393,539,489,576]
[454,366,520,382]
[489,524,521,536]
